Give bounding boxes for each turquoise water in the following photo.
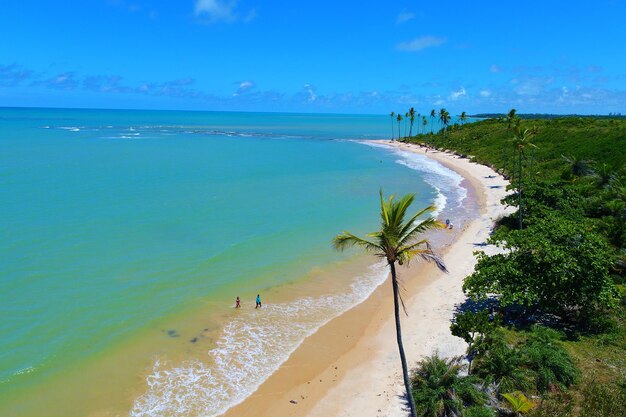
[0,108,462,410]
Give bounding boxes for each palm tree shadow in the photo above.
[398,391,412,416]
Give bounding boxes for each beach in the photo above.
[220,140,514,417]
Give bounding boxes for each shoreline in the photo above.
[220,140,513,417]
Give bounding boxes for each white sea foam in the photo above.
[356,141,468,211]
[130,262,389,417]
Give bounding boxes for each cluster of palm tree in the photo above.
[389,108,469,140]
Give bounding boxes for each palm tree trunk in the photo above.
[518,149,523,229]
[530,148,535,180]
[391,119,394,140]
[398,122,401,140]
[390,262,417,417]
[503,142,507,173]
[430,117,433,134]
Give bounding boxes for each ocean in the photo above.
[0,108,468,416]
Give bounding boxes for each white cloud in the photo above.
[233,80,255,96]
[303,83,317,102]
[449,87,466,100]
[194,0,236,22]
[396,12,415,24]
[396,36,446,52]
[490,64,502,73]
[479,89,492,97]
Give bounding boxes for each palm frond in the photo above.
[416,250,448,273]
[398,204,435,238]
[379,189,390,226]
[389,193,415,228]
[399,216,445,244]
[395,275,410,316]
[333,232,382,254]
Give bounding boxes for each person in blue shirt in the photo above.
[255,294,262,308]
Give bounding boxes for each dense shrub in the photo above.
[410,354,486,417]
[464,214,617,319]
[520,326,579,392]
[464,405,495,417]
[472,330,534,394]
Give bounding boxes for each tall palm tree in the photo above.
[333,192,447,417]
[460,111,467,125]
[405,112,409,138]
[422,116,427,135]
[409,107,416,137]
[397,113,403,139]
[513,126,537,229]
[529,130,539,181]
[430,109,436,133]
[439,108,451,135]
[507,108,517,130]
[390,111,396,140]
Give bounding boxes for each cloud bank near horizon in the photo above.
[1,62,625,114]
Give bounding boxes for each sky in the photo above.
[1,0,625,115]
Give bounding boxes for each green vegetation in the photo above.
[411,355,486,416]
[333,192,447,417]
[397,112,626,416]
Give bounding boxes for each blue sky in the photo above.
[1,0,625,114]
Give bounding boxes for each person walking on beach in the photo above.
[255,294,262,309]
[235,296,241,308]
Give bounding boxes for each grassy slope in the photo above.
[410,118,626,180]
[405,118,626,415]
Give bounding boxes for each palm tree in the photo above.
[333,192,447,417]
[529,130,539,181]
[409,107,416,137]
[405,112,409,138]
[411,354,486,417]
[460,111,467,125]
[390,111,396,140]
[439,108,451,135]
[430,109,436,133]
[561,154,595,177]
[397,114,403,139]
[507,108,517,129]
[422,116,427,135]
[513,126,537,229]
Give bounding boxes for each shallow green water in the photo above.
[0,108,447,406]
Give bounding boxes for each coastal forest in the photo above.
[399,112,626,417]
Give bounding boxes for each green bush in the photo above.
[411,354,486,417]
[464,405,495,417]
[464,214,617,319]
[472,330,534,394]
[520,326,579,392]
